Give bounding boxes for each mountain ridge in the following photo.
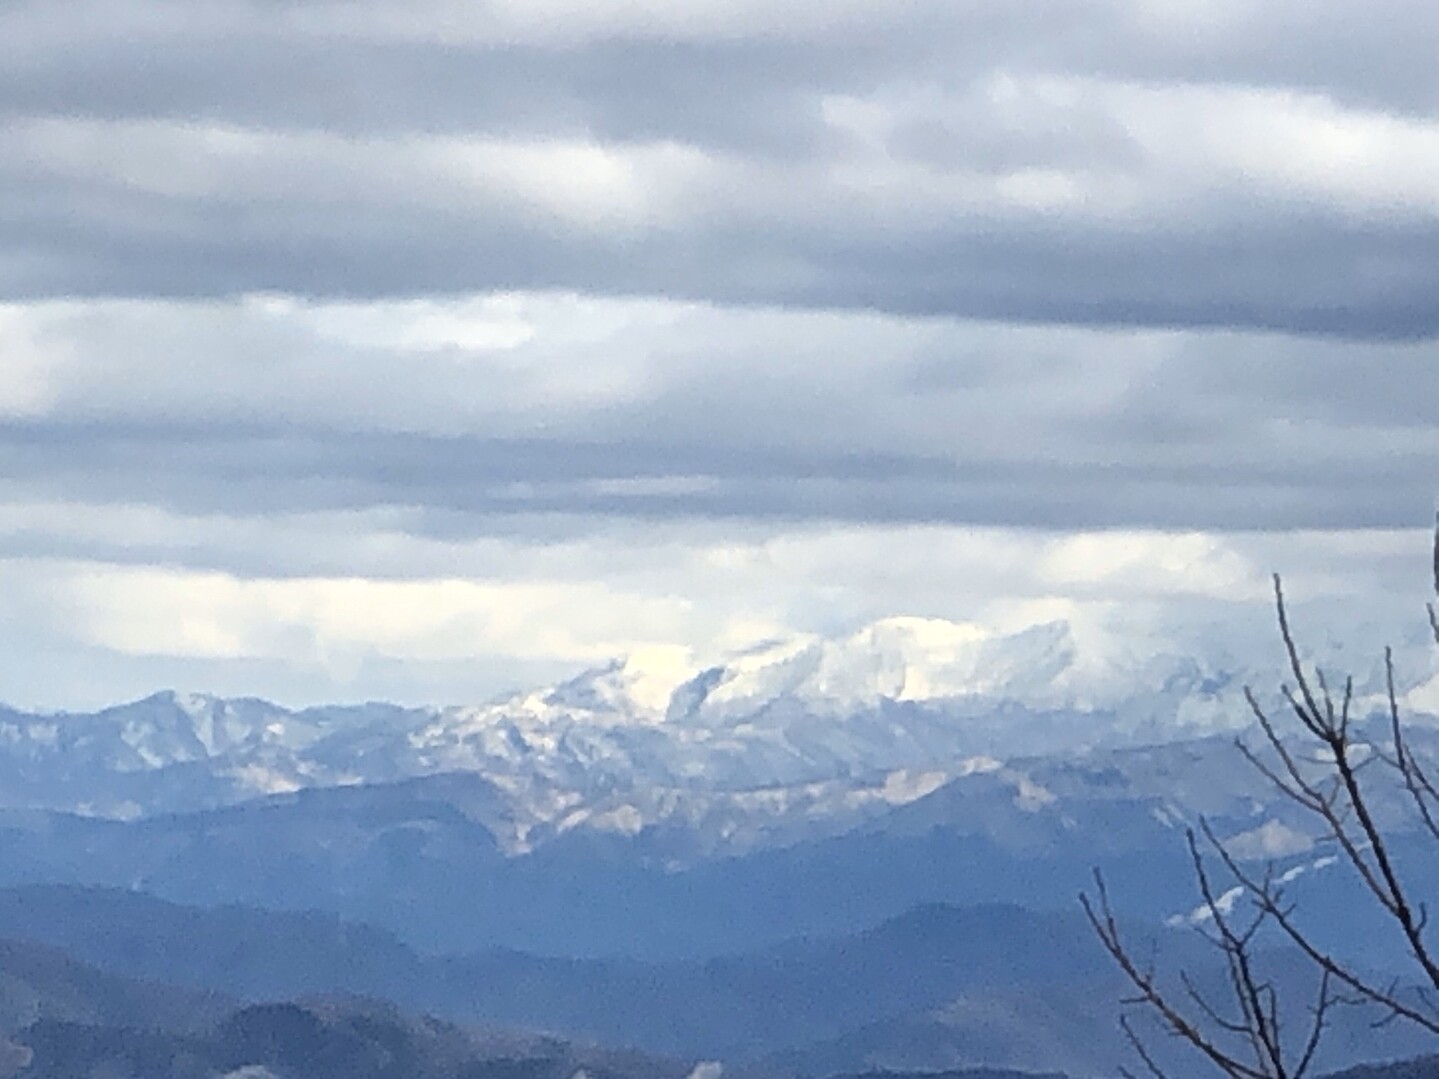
[0,884,1429,1077]
[0,612,1433,861]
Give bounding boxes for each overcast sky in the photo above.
[2,0,1437,710]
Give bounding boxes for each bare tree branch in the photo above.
[1082,868,1271,1078]
[1084,524,1439,1074]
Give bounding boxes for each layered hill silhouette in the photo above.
[0,885,1430,1076]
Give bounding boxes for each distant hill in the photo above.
[0,886,1141,1064]
[1323,1058,1439,1078]
[0,885,1431,1076]
[0,934,692,1079]
[0,935,229,1039]
[16,995,688,1079]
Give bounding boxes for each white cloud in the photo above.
[1112,81,1439,218]
[821,74,1439,223]
[0,305,65,416]
[0,514,1427,710]
[47,563,697,669]
[6,116,715,232]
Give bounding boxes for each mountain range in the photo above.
[0,883,1429,1078]
[1,612,1437,1075]
[3,614,1435,855]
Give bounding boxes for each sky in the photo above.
[1,0,1437,710]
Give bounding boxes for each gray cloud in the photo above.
[6,2,1437,134]
[2,1,1437,706]
[2,1,1439,335]
[0,296,1433,545]
[8,173,1439,342]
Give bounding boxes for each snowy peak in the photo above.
[92,690,387,769]
[452,616,1091,732]
[102,691,297,764]
[543,645,696,720]
[812,617,1077,707]
[402,613,1254,811]
[664,617,1090,723]
[4,609,1436,851]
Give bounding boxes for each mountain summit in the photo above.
[0,613,1434,846]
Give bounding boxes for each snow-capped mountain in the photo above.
[0,611,1436,962]
[411,617,1232,783]
[0,614,1434,852]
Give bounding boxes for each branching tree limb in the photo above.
[1083,515,1439,1075]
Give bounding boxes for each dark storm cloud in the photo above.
[3,0,1439,335]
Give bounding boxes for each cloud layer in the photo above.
[5,1,1439,332]
[2,1,1436,707]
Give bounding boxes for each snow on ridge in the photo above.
[0,610,1250,795]
[3,608,1436,852]
[658,612,1263,721]
[669,616,1083,721]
